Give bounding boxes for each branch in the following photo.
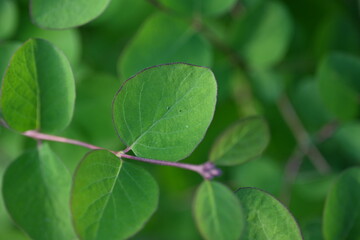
[277,94,331,174]
[19,129,221,180]
[280,121,337,204]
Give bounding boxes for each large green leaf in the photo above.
[158,0,237,17]
[317,53,360,121]
[235,188,303,240]
[71,150,159,240]
[113,63,217,161]
[232,1,293,69]
[30,0,111,29]
[2,143,75,240]
[209,116,269,166]
[323,167,360,240]
[1,38,75,133]
[0,42,21,79]
[118,12,212,79]
[193,181,244,240]
[0,0,18,40]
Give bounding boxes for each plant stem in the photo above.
[118,153,221,179]
[19,129,221,179]
[23,130,109,152]
[277,94,331,174]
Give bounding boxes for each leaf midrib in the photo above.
[206,182,223,240]
[93,160,123,240]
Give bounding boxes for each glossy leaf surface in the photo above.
[1,38,75,133]
[235,188,303,240]
[2,144,75,240]
[71,150,159,240]
[113,63,217,161]
[193,181,244,240]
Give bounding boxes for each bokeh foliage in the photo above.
[1,0,360,239]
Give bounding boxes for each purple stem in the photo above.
[23,130,114,153]
[20,130,221,179]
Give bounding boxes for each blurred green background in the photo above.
[1,0,360,239]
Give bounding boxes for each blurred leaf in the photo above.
[30,0,111,29]
[249,70,284,103]
[302,219,323,240]
[2,144,75,240]
[230,157,283,196]
[71,150,159,240]
[193,181,244,240]
[90,0,154,32]
[0,42,21,79]
[118,12,212,79]
[0,0,17,40]
[317,53,360,121]
[1,38,75,133]
[291,78,332,133]
[314,13,360,60]
[113,63,216,161]
[17,22,81,66]
[323,167,360,240]
[232,0,293,69]
[158,0,237,17]
[210,116,269,166]
[332,122,360,163]
[235,188,303,240]
[72,71,122,150]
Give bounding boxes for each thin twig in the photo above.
[280,121,338,204]
[277,94,331,174]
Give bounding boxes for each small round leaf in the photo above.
[210,116,270,166]
[1,38,75,133]
[193,181,244,240]
[30,0,111,29]
[113,63,217,162]
[235,187,303,240]
[2,144,75,240]
[71,150,159,240]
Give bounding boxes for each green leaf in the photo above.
[2,143,75,240]
[323,167,360,240]
[1,38,75,133]
[0,0,18,40]
[157,0,237,17]
[118,12,212,79]
[210,116,269,166]
[0,42,21,80]
[17,22,81,66]
[235,187,303,240]
[193,181,244,240]
[232,1,292,69]
[113,63,217,161]
[332,122,360,163]
[71,150,159,240]
[317,53,360,121]
[30,0,111,29]
[230,157,283,196]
